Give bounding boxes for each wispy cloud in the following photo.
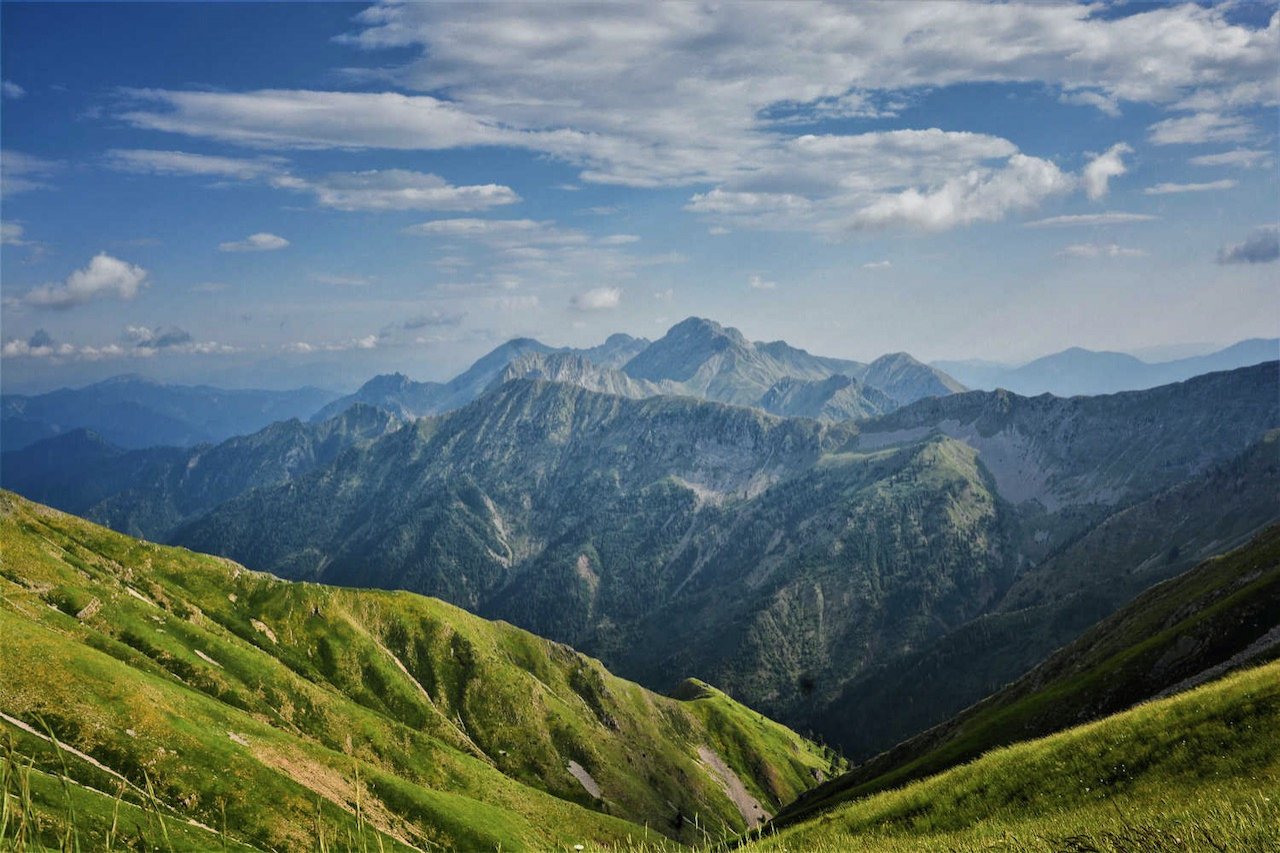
[1024,212,1158,228]
[1188,149,1272,169]
[1143,179,1237,195]
[219,232,289,252]
[1055,243,1147,259]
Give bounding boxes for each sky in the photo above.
[1,1,1277,393]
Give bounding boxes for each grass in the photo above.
[742,660,1280,851]
[0,490,839,850]
[779,523,1280,824]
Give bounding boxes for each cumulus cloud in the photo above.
[747,274,776,291]
[2,81,25,99]
[1143,179,1237,195]
[22,253,149,308]
[1024,212,1158,228]
[1055,243,1147,259]
[219,232,289,252]
[1082,143,1132,200]
[839,153,1073,232]
[862,260,892,270]
[1217,226,1280,265]
[1188,149,1272,169]
[2,326,236,360]
[124,325,193,349]
[571,287,622,311]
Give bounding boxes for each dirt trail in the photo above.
[697,745,769,828]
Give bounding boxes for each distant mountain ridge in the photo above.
[0,375,338,452]
[935,337,1278,396]
[317,316,963,425]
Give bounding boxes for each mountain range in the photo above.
[8,358,1275,760]
[314,317,963,425]
[934,337,1278,397]
[0,375,338,452]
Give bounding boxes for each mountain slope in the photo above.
[809,428,1280,758]
[0,404,400,540]
[778,522,1280,828]
[0,375,337,451]
[748,660,1280,851]
[0,491,840,850]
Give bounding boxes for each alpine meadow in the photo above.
[1,2,1278,851]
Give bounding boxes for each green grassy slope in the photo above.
[775,523,1280,827]
[0,491,839,850]
[747,660,1280,851]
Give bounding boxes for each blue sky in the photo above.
[2,1,1277,392]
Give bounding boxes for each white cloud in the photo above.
[1024,212,1158,228]
[1,150,61,196]
[708,226,731,236]
[106,148,284,180]
[747,274,776,291]
[108,149,518,213]
[1143,179,1237,195]
[1,222,27,245]
[862,260,892,270]
[1188,149,1272,169]
[2,80,25,99]
[272,169,519,211]
[1082,143,1132,200]
[1148,112,1255,145]
[1055,243,1147,259]
[405,218,586,246]
[571,286,622,311]
[2,326,237,360]
[219,232,289,252]
[1059,89,1120,117]
[22,254,149,309]
[835,153,1073,232]
[115,4,1278,199]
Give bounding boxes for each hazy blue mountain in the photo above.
[1,403,399,539]
[935,337,1279,396]
[0,375,338,451]
[316,318,963,425]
